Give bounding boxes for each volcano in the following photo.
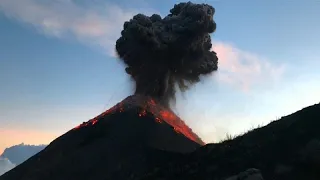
[1,98,320,180]
[0,95,204,180]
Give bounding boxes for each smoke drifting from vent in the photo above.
[115,2,218,107]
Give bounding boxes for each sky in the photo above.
[0,0,320,153]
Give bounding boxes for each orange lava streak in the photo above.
[73,95,205,145]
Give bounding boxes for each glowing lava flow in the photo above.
[73,95,205,145]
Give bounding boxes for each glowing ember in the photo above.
[92,119,98,125]
[155,117,162,124]
[73,95,205,145]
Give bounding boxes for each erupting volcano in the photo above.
[1,2,320,180]
[0,2,219,180]
[0,95,207,180]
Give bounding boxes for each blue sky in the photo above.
[0,0,320,152]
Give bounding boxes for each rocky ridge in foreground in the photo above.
[136,102,320,180]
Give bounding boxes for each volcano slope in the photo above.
[0,95,204,180]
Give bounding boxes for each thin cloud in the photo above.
[212,42,286,91]
[0,0,139,55]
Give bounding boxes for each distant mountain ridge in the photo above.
[0,144,46,165]
[0,158,15,176]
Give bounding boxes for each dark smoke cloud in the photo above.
[116,1,218,107]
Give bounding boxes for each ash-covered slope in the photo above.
[0,95,203,180]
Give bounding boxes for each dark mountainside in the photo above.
[135,102,320,180]
[0,144,46,165]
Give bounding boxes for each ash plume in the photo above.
[116,2,218,107]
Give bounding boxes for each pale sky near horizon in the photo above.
[0,0,320,153]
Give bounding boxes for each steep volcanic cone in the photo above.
[73,94,205,150]
[0,95,204,180]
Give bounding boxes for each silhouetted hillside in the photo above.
[0,144,46,165]
[136,102,320,180]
